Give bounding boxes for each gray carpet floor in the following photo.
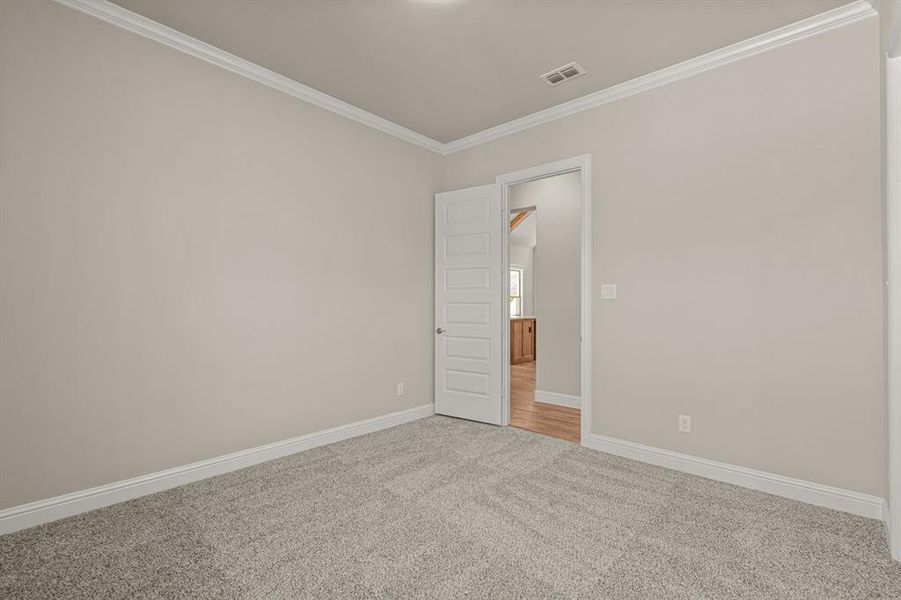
[2,416,901,599]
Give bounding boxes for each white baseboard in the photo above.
[0,403,434,536]
[585,433,885,520]
[534,390,581,410]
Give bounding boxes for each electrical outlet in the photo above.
[601,284,617,300]
[678,414,691,433]
[396,382,405,397]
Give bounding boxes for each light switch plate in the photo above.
[601,284,617,300]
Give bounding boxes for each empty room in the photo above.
[2,0,901,597]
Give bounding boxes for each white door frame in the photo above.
[886,53,901,561]
[497,155,592,445]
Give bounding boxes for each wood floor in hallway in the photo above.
[509,361,580,443]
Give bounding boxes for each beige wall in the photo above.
[0,1,886,511]
[0,0,440,509]
[441,18,885,496]
[511,174,581,398]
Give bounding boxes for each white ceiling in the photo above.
[112,0,853,144]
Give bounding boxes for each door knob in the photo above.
[436,328,446,334]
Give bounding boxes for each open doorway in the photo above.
[432,156,590,441]
[499,156,591,444]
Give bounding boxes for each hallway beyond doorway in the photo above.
[510,361,579,442]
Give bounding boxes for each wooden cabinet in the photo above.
[522,319,535,362]
[512,320,523,363]
[511,318,536,364]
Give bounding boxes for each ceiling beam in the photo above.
[510,210,532,231]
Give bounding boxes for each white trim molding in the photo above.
[53,0,875,156]
[585,434,885,520]
[874,0,901,57]
[886,54,901,560]
[0,404,434,536]
[52,0,445,154]
[534,390,581,410]
[886,502,893,557]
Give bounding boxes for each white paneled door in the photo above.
[435,184,503,425]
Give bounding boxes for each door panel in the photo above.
[435,184,502,424]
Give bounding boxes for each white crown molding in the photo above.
[585,433,885,520]
[52,0,446,154]
[0,403,434,535]
[52,0,876,155]
[442,0,876,154]
[534,390,581,410]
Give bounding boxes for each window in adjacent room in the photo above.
[509,267,523,317]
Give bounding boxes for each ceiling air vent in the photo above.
[540,62,586,87]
